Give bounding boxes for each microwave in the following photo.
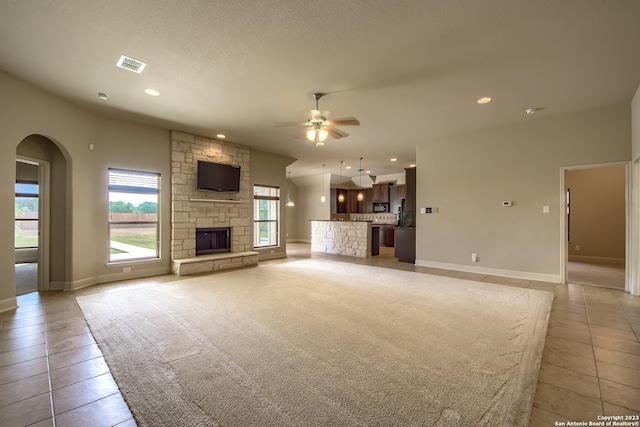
[373,202,390,212]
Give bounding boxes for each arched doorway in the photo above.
[15,135,68,293]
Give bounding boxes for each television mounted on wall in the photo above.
[197,160,241,192]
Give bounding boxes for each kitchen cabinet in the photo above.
[347,189,372,213]
[395,227,415,263]
[336,189,348,213]
[405,167,416,213]
[380,226,395,247]
[372,183,389,203]
[389,184,406,214]
[371,226,380,256]
[364,188,373,211]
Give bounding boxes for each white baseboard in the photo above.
[568,255,625,265]
[0,297,18,313]
[96,266,171,286]
[257,252,287,261]
[49,266,172,292]
[415,259,560,283]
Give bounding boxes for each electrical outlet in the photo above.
[471,253,478,262]
[575,245,580,251]
[123,267,131,272]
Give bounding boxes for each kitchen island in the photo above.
[310,220,376,258]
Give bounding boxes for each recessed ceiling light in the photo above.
[144,88,160,96]
[365,170,371,174]
[346,165,352,170]
[477,97,492,104]
[390,158,397,162]
[409,164,416,168]
[97,92,108,100]
[216,134,226,139]
[525,108,537,115]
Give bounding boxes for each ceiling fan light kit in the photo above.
[276,92,360,146]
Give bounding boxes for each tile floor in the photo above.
[1,244,639,426]
[0,291,136,427]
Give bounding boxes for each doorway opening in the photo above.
[562,163,628,290]
[15,158,49,295]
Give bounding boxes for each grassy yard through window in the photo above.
[110,234,157,250]
[15,235,38,248]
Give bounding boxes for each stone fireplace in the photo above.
[170,131,258,276]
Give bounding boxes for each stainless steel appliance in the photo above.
[373,202,390,212]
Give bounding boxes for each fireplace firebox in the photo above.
[196,227,231,256]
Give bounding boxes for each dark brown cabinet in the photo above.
[405,167,416,213]
[372,183,389,203]
[380,226,395,247]
[345,189,373,213]
[389,184,406,215]
[395,227,415,263]
[336,189,348,213]
[371,226,380,256]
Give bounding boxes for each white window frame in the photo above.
[15,180,39,249]
[253,185,280,248]
[108,168,160,262]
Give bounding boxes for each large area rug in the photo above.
[76,259,553,426]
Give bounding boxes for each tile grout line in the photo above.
[42,299,57,427]
[582,285,606,417]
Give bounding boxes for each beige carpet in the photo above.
[76,259,553,427]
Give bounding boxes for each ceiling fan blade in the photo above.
[326,126,349,139]
[275,121,307,126]
[328,117,360,126]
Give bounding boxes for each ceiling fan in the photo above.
[275,93,360,146]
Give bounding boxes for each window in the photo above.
[108,169,160,262]
[15,181,39,248]
[253,185,279,248]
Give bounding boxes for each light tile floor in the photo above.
[1,244,638,426]
[0,291,137,427]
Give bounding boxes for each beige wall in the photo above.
[632,85,640,161]
[0,70,172,309]
[630,85,640,295]
[250,149,296,259]
[566,166,625,261]
[0,70,295,310]
[416,104,631,282]
[290,174,331,242]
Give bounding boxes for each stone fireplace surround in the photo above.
[170,131,258,276]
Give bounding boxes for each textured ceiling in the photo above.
[1,0,640,182]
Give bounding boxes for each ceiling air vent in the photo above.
[116,55,146,73]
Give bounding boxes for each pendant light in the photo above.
[357,157,364,202]
[320,164,326,203]
[285,171,295,207]
[338,161,345,203]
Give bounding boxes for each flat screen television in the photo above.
[197,161,241,192]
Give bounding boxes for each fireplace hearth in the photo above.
[196,227,231,256]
